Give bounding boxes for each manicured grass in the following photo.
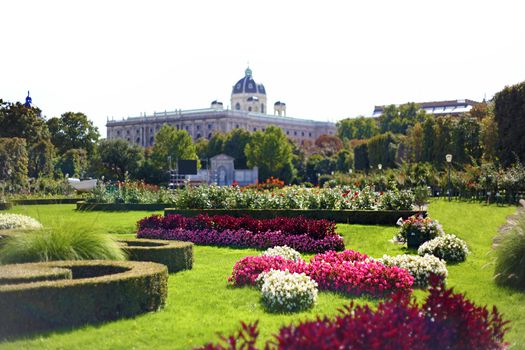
[1,201,523,349]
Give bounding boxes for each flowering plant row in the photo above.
[263,245,303,262]
[88,184,416,210]
[137,214,336,240]
[378,254,448,288]
[418,234,469,262]
[198,277,509,350]
[137,228,344,253]
[229,250,414,297]
[0,214,43,231]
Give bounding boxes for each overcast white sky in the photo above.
[1,0,524,136]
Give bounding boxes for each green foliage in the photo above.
[0,223,127,264]
[353,142,369,171]
[337,116,379,140]
[245,126,294,181]
[0,137,28,189]
[56,148,88,178]
[379,103,426,134]
[47,112,100,157]
[0,100,50,147]
[367,132,398,169]
[494,212,525,290]
[223,128,252,169]
[207,132,227,158]
[96,139,144,180]
[152,125,197,170]
[28,139,55,178]
[336,149,353,172]
[494,81,525,166]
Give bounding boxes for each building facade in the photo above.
[372,99,480,118]
[106,68,336,147]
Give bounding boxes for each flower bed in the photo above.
[228,250,414,297]
[263,246,302,262]
[198,277,509,350]
[0,214,43,231]
[394,215,443,248]
[137,215,344,253]
[418,234,469,262]
[378,254,448,288]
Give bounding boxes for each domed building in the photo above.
[106,67,335,148]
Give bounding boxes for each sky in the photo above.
[1,0,524,136]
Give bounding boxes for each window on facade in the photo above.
[301,132,305,136]
[150,128,153,133]
[208,124,212,129]
[248,107,252,112]
[309,132,312,137]
[176,125,180,130]
[294,131,297,136]
[253,127,257,131]
[127,138,130,142]
[136,137,140,144]
[150,136,154,145]
[185,126,189,130]
[208,133,212,139]
[261,103,265,114]
[126,130,130,135]
[286,130,289,135]
[117,130,121,136]
[236,124,240,128]
[196,125,200,130]
[262,128,265,131]
[136,129,140,134]
[196,133,201,139]
[235,103,240,110]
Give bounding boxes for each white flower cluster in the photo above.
[0,214,43,231]
[418,234,469,263]
[256,269,318,312]
[263,245,302,262]
[379,254,448,288]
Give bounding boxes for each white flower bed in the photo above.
[0,214,43,231]
[378,254,448,288]
[263,245,302,262]
[418,234,469,263]
[256,269,318,312]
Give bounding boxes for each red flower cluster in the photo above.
[242,177,285,191]
[198,277,509,350]
[229,250,414,297]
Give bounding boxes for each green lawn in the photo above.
[1,201,523,349]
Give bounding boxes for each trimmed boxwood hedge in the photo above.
[0,202,13,210]
[163,209,427,225]
[0,260,168,338]
[77,201,167,211]
[119,238,193,273]
[0,264,72,285]
[13,198,82,205]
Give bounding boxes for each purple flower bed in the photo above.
[137,228,344,253]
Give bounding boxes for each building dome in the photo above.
[232,67,266,95]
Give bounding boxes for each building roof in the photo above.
[232,67,266,95]
[372,99,479,117]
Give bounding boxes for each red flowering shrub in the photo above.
[229,250,413,297]
[197,277,509,350]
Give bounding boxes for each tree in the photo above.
[0,100,50,147]
[433,117,454,168]
[47,112,100,157]
[245,126,294,182]
[28,139,55,178]
[379,103,426,134]
[469,101,489,121]
[207,132,227,158]
[56,149,88,178]
[494,81,525,166]
[353,142,369,171]
[337,116,379,140]
[151,125,197,170]
[223,129,252,169]
[452,117,482,165]
[336,149,353,172]
[0,138,28,189]
[405,122,424,162]
[422,116,436,163]
[367,132,398,169]
[480,114,498,162]
[194,138,209,161]
[314,134,343,157]
[97,139,144,180]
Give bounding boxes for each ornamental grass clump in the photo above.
[256,269,318,313]
[379,254,448,288]
[418,234,469,263]
[494,214,525,290]
[0,223,126,264]
[0,214,43,231]
[263,246,302,262]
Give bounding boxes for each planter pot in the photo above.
[406,231,426,249]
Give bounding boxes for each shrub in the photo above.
[378,254,448,288]
[263,246,302,262]
[0,213,43,231]
[256,269,318,312]
[494,217,525,290]
[394,215,443,245]
[198,277,509,350]
[0,224,126,264]
[418,234,469,263]
[0,260,167,338]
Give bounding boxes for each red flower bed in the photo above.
[198,277,509,350]
[228,250,414,297]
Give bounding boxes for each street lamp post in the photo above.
[446,154,453,201]
[378,164,382,171]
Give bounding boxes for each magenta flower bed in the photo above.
[137,228,344,253]
[198,277,509,350]
[136,214,344,253]
[228,250,414,297]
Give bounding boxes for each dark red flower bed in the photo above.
[136,215,343,253]
[197,277,509,350]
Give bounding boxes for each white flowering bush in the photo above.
[263,246,302,262]
[0,214,43,231]
[418,234,469,263]
[378,254,448,288]
[256,269,318,312]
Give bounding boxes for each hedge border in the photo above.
[77,201,167,211]
[119,238,193,273]
[163,209,427,225]
[13,198,83,205]
[0,265,72,285]
[0,202,13,211]
[0,260,168,338]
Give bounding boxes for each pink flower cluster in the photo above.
[229,250,414,297]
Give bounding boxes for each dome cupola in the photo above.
[231,67,268,113]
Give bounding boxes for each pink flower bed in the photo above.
[228,250,414,297]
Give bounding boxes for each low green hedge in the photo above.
[119,238,193,273]
[77,201,167,211]
[0,202,13,211]
[13,198,82,205]
[163,209,427,225]
[0,260,168,338]
[0,264,72,285]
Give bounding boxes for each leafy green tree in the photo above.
[136,148,166,184]
[207,132,227,158]
[433,117,454,168]
[452,117,482,165]
[336,149,353,172]
[223,129,252,168]
[405,122,424,162]
[337,116,379,140]
[152,125,197,170]
[480,114,498,162]
[194,138,209,161]
[422,116,436,163]
[314,134,343,157]
[494,81,525,166]
[0,100,50,147]
[0,137,28,189]
[28,139,55,178]
[56,149,88,178]
[96,139,144,180]
[379,103,426,134]
[367,132,398,169]
[47,112,100,157]
[245,126,294,182]
[353,143,369,171]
